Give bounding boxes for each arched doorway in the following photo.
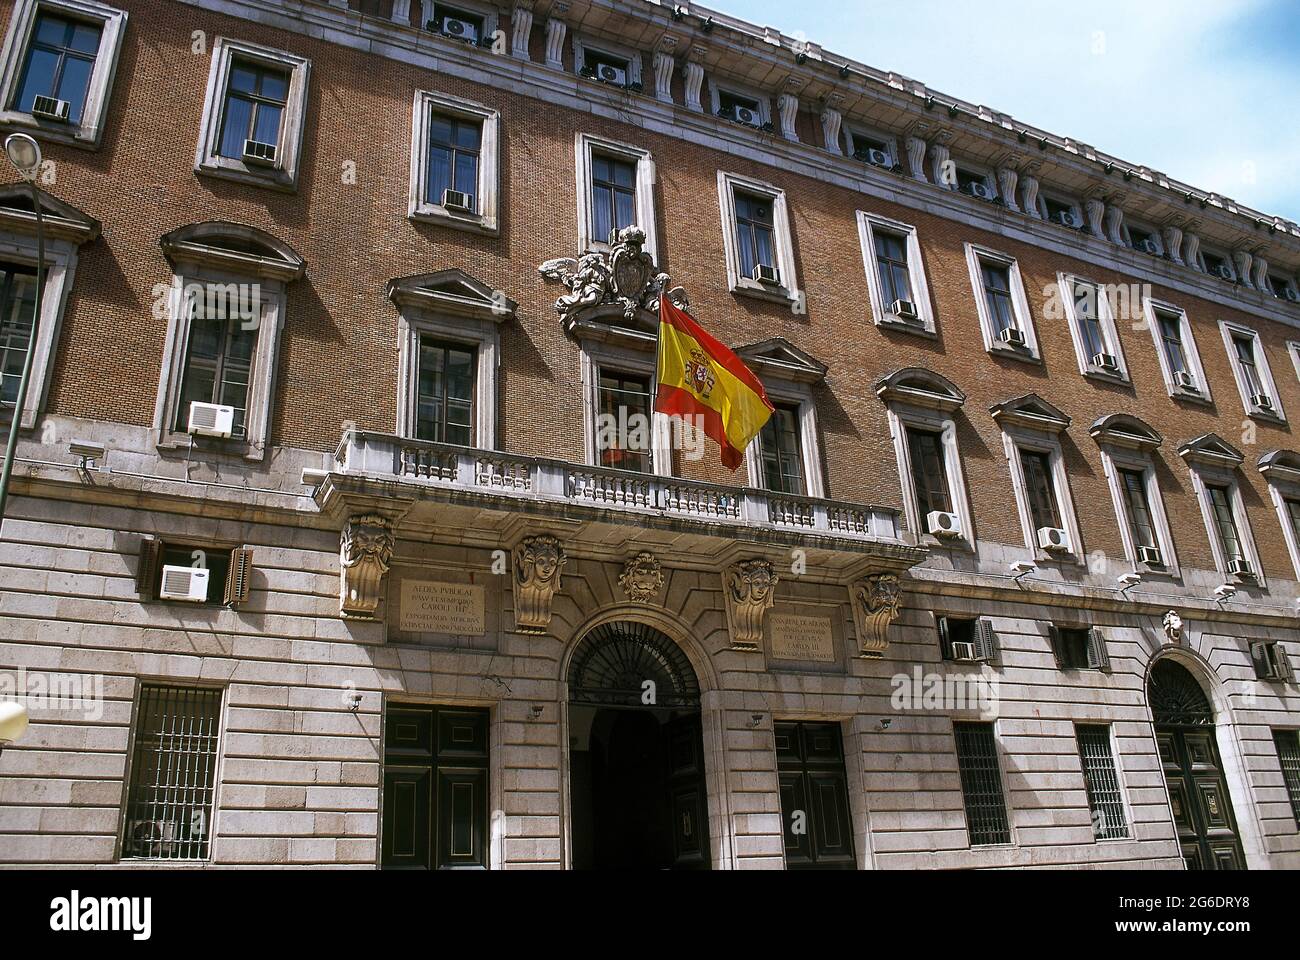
[566,622,710,870]
[1148,659,1246,869]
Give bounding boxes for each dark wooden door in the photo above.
[775,721,856,870]
[1157,726,1245,870]
[382,705,489,869]
[664,713,710,870]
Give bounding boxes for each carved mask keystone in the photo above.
[725,559,779,650]
[339,514,395,619]
[1163,610,1184,645]
[852,573,902,657]
[513,534,566,634]
[620,551,664,603]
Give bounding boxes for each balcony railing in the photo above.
[334,431,905,543]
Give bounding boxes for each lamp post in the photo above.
[0,133,45,529]
[0,700,29,759]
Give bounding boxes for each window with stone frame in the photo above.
[575,133,658,261]
[1059,274,1129,382]
[0,262,37,408]
[718,171,798,304]
[952,722,1011,847]
[408,88,500,234]
[1020,447,1063,533]
[1180,434,1264,585]
[1076,724,1129,840]
[965,243,1039,360]
[1220,320,1285,423]
[414,338,476,446]
[857,211,937,336]
[757,403,805,496]
[594,367,654,474]
[172,286,259,440]
[1142,299,1211,403]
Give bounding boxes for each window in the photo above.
[1125,223,1161,256]
[173,287,257,439]
[1119,468,1157,555]
[575,134,657,260]
[1040,194,1082,228]
[1252,641,1293,682]
[409,89,499,234]
[1020,448,1062,533]
[907,427,951,519]
[1048,625,1111,671]
[954,165,995,200]
[381,705,489,869]
[1267,274,1298,303]
[1092,415,1178,576]
[1221,321,1284,421]
[0,0,127,148]
[1260,451,1300,581]
[993,395,1082,560]
[843,127,896,167]
[1143,300,1210,402]
[1201,250,1235,282]
[775,721,856,869]
[1058,275,1128,381]
[953,722,1011,846]
[427,3,486,43]
[1076,725,1128,840]
[415,339,476,446]
[1179,435,1263,584]
[0,263,37,407]
[758,403,804,495]
[595,368,653,473]
[573,36,642,90]
[195,38,309,190]
[712,86,767,128]
[717,171,797,303]
[122,684,223,861]
[136,537,253,607]
[857,212,936,335]
[1274,730,1300,827]
[937,616,999,664]
[1206,484,1245,565]
[965,244,1039,359]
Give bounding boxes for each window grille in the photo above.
[1076,725,1129,840]
[953,722,1011,846]
[1273,730,1300,828]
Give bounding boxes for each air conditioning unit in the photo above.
[1137,545,1163,566]
[1251,393,1274,411]
[1037,526,1069,551]
[927,511,961,537]
[596,63,628,86]
[891,299,919,322]
[129,819,177,858]
[1284,287,1300,303]
[1053,209,1078,228]
[442,188,474,212]
[752,264,781,286]
[1135,238,1161,255]
[962,180,993,200]
[1214,263,1235,281]
[732,106,757,126]
[1227,558,1254,578]
[1174,370,1197,391]
[31,94,70,122]
[187,401,235,439]
[856,148,890,167]
[1091,352,1119,371]
[950,641,978,662]
[438,16,479,42]
[242,139,278,166]
[999,327,1026,347]
[159,565,211,603]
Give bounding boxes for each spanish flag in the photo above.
[655,295,775,470]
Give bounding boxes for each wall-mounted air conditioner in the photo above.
[999,327,1026,347]
[31,94,70,121]
[442,188,474,212]
[1137,545,1163,566]
[752,264,781,286]
[1174,370,1197,391]
[188,402,235,439]
[242,139,278,166]
[159,565,210,603]
[891,299,919,322]
[927,511,961,537]
[1091,353,1119,371]
[1037,526,1069,551]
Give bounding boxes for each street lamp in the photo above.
[0,700,29,759]
[0,133,45,529]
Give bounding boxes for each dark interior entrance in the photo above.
[567,622,710,870]
[1148,659,1247,870]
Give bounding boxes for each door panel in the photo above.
[1155,724,1245,871]
[775,721,857,870]
[381,767,432,869]
[665,714,710,870]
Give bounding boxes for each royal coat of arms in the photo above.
[684,348,716,400]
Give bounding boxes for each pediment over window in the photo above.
[386,270,516,322]
[0,185,99,245]
[1178,433,1244,469]
[161,221,305,282]
[876,367,965,413]
[1257,449,1300,484]
[989,393,1070,434]
[734,338,827,384]
[1089,414,1162,452]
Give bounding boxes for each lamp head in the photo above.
[0,700,29,746]
[3,133,41,181]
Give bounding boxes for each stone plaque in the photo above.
[399,581,486,636]
[768,613,836,663]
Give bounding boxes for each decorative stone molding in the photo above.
[1021,175,1041,218]
[851,573,902,657]
[512,534,565,634]
[1163,610,1184,645]
[929,141,952,188]
[777,94,800,142]
[997,167,1020,212]
[1084,197,1106,238]
[540,226,687,322]
[339,514,395,619]
[723,559,779,650]
[1234,250,1255,289]
[683,60,705,112]
[1252,255,1270,291]
[619,552,664,603]
[652,51,674,103]
[391,0,410,24]
[1184,232,1203,271]
[904,136,927,180]
[1162,224,1185,265]
[1104,204,1126,245]
[512,4,534,59]
[820,108,842,155]
[545,18,566,68]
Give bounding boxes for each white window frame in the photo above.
[395,308,500,452]
[1185,462,1264,587]
[1057,272,1130,383]
[0,0,126,149]
[843,125,898,168]
[408,88,500,236]
[1220,319,1285,424]
[707,78,771,128]
[571,34,643,88]
[1260,456,1300,582]
[1098,446,1179,579]
[424,0,500,45]
[1038,192,1084,229]
[574,132,657,262]
[857,211,937,337]
[717,170,798,304]
[1122,220,1164,256]
[1199,247,1237,282]
[194,37,311,192]
[1288,340,1300,383]
[1001,427,1083,564]
[743,379,824,499]
[887,404,974,548]
[580,341,673,478]
[951,161,997,201]
[1142,298,1211,405]
[965,243,1039,361]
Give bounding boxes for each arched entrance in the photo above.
[566,622,710,870]
[1148,659,1246,869]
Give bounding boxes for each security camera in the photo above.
[1118,572,1142,589]
[1214,583,1238,602]
[68,439,106,468]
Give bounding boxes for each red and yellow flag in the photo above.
[655,295,775,470]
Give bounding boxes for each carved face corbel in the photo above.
[851,573,902,657]
[724,559,779,650]
[1162,610,1184,645]
[339,514,395,619]
[620,551,664,603]
[513,534,566,634]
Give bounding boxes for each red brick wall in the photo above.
[11,0,1300,577]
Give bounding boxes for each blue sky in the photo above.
[722,0,1300,220]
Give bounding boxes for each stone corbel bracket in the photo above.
[340,513,398,620]
[850,572,903,657]
[513,533,566,634]
[723,559,779,650]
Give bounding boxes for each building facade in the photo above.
[0,0,1299,869]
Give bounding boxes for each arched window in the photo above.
[568,621,700,709]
